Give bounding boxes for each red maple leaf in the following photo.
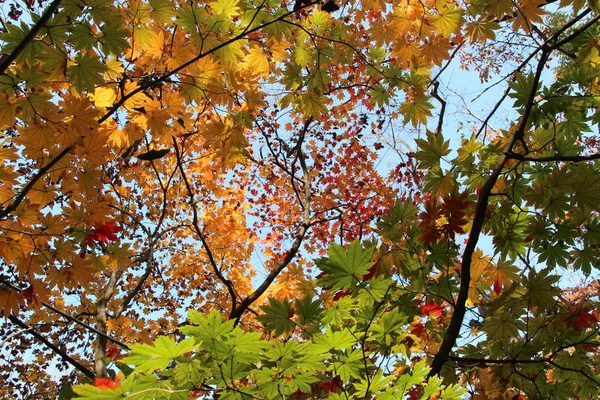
[410,322,425,337]
[362,263,378,281]
[319,376,343,394]
[94,376,120,390]
[420,301,445,317]
[418,197,442,245]
[22,286,39,307]
[572,308,598,332]
[439,191,470,239]
[407,386,422,400]
[493,279,502,295]
[84,221,121,246]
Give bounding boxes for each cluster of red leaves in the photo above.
[558,303,599,333]
[571,307,598,332]
[94,376,120,390]
[418,192,472,246]
[83,221,121,246]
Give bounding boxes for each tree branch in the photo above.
[229,124,313,322]
[0,277,129,349]
[8,315,95,380]
[94,269,119,377]
[0,0,63,75]
[428,46,552,379]
[506,152,600,163]
[172,137,239,314]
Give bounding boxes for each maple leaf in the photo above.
[418,197,442,246]
[439,191,471,239]
[569,306,599,332]
[84,221,122,246]
[420,301,445,317]
[93,376,120,390]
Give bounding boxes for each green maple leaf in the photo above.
[456,134,483,162]
[70,23,97,51]
[257,298,295,336]
[312,328,356,353]
[100,20,130,56]
[414,130,451,169]
[294,296,323,327]
[264,339,299,362]
[181,309,235,341]
[209,0,240,18]
[335,348,364,381]
[572,167,600,210]
[370,85,391,107]
[123,336,197,373]
[484,313,520,341]
[229,329,265,358]
[176,4,206,33]
[322,295,358,326]
[401,99,433,127]
[150,0,174,24]
[67,53,108,92]
[524,268,560,310]
[316,240,375,290]
[439,383,469,399]
[355,369,394,396]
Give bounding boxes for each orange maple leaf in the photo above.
[94,376,120,390]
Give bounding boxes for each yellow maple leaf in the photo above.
[512,0,546,34]
[430,5,463,38]
[471,248,493,278]
[146,30,165,60]
[144,98,171,137]
[47,258,97,290]
[0,93,18,129]
[209,0,240,18]
[93,86,117,108]
[77,166,103,198]
[243,46,270,78]
[419,36,452,65]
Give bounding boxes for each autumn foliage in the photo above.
[1,0,600,399]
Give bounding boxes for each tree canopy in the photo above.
[1,0,600,398]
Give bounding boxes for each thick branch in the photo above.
[0,0,63,75]
[506,152,600,163]
[428,47,551,378]
[94,269,119,377]
[8,315,95,380]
